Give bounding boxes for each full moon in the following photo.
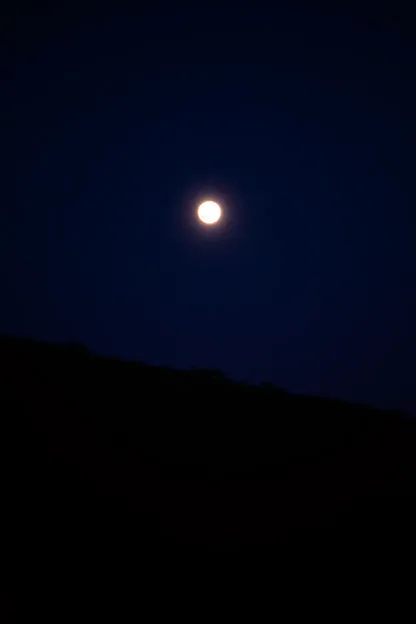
[197,200,222,225]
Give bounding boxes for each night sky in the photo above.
[3,3,416,415]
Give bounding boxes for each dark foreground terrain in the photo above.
[1,335,415,617]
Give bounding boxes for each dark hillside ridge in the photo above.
[2,334,415,549]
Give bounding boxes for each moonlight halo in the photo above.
[197,200,222,225]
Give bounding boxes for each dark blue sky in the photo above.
[3,3,416,414]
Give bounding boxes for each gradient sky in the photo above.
[3,2,415,415]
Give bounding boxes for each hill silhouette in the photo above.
[1,334,415,615]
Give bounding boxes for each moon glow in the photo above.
[197,201,222,225]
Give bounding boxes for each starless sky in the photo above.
[2,2,415,414]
